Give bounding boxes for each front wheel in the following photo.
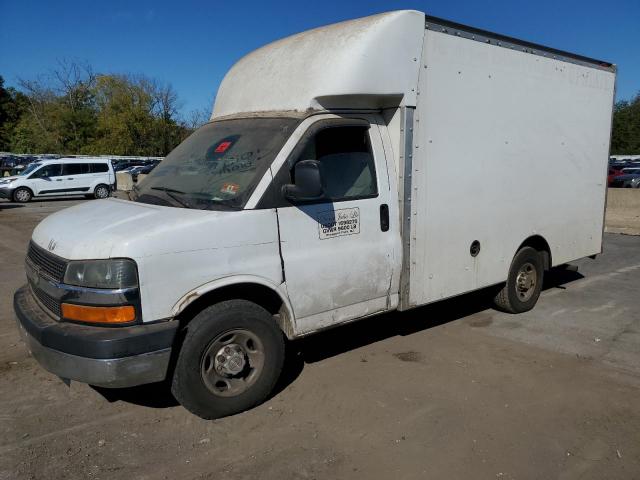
[493,246,544,313]
[13,187,32,203]
[93,184,110,199]
[171,300,285,419]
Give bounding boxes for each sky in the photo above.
[1,0,638,118]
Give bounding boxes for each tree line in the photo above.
[611,92,640,155]
[0,62,638,156]
[0,62,210,156]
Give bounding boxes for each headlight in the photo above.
[64,259,138,289]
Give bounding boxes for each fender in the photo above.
[171,274,297,338]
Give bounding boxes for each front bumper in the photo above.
[0,186,15,199]
[14,285,179,388]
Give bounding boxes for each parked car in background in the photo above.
[119,166,141,174]
[0,157,115,202]
[113,159,150,172]
[609,159,640,170]
[608,167,625,186]
[114,161,160,181]
[0,156,18,176]
[1,156,36,177]
[610,172,640,188]
[131,163,157,181]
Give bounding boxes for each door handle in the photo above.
[67,177,74,180]
[380,204,389,232]
[56,179,63,181]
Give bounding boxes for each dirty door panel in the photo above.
[276,120,395,334]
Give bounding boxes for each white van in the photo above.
[13,11,615,419]
[0,157,115,202]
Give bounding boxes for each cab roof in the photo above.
[211,10,425,119]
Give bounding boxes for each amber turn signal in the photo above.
[61,304,135,324]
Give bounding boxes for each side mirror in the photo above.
[282,160,325,203]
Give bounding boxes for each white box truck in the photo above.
[14,11,616,418]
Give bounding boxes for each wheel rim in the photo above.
[515,262,537,302]
[200,329,265,397]
[15,189,29,202]
[96,186,108,198]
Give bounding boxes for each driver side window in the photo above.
[257,121,380,208]
[295,125,378,201]
[30,164,62,179]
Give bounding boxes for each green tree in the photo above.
[89,74,188,156]
[16,62,98,154]
[2,62,205,156]
[0,76,29,151]
[611,92,640,154]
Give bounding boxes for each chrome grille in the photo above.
[26,241,67,282]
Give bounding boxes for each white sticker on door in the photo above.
[318,207,360,239]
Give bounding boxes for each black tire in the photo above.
[171,300,285,419]
[13,187,32,203]
[493,246,544,313]
[93,184,110,199]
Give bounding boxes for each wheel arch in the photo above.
[13,186,34,200]
[172,276,297,339]
[517,235,552,270]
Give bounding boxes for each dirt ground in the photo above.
[606,209,640,235]
[1,197,639,480]
[605,188,640,235]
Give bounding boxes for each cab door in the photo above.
[274,116,397,334]
[27,163,64,196]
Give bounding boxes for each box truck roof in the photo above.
[211,10,615,119]
[211,10,425,119]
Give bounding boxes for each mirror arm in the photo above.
[281,184,326,203]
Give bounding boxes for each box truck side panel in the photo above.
[407,29,615,306]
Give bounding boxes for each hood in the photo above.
[31,198,259,260]
[0,176,19,182]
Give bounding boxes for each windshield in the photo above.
[20,163,41,176]
[133,117,299,210]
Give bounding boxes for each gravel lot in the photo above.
[1,197,639,480]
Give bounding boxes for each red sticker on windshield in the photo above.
[215,141,232,153]
[221,183,239,195]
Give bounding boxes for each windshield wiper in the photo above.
[209,199,243,210]
[150,187,191,208]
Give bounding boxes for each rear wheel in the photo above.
[93,184,110,199]
[493,246,544,313]
[171,300,285,419]
[13,187,32,203]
